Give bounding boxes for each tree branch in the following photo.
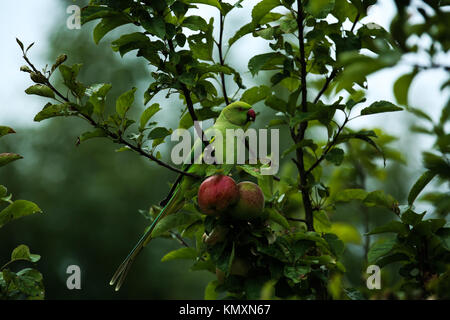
[293,2,314,232]
[218,12,230,105]
[305,116,349,175]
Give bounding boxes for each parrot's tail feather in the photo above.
[110,192,179,291]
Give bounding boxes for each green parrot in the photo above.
[110,101,256,291]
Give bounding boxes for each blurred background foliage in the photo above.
[0,0,447,299]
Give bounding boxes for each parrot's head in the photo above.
[221,101,256,126]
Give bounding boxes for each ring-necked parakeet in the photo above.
[110,101,256,291]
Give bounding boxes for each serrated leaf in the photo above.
[0,200,43,228]
[360,100,403,116]
[408,170,436,206]
[25,85,55,98]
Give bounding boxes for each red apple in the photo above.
[197,175,240,215]
[231,181,265,220]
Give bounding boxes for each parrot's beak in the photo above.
[247,109,256,122]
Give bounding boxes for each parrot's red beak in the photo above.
[247,109,256,122]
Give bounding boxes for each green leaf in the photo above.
[25,85,55,99]
[252,0,281,24]
[323,233,344,257]
[408,170,436,206]
[34,102,73,122]
[182,0,222,10]
[248,52,285,76]
[0,126,15,138]
[93,15,131,44]
[363,190,397,212]
[367,221,409,237]
[314,210,332,232]
[144,16,166,38]
[0,200,43,228]
[333,188,368,202]
[325,148,344,165]
[241,85,271,105]
[204,280,219,300]
[360,100,403,116]
[79,129,107,143]
[116,87,137,118]
[87,83,112,115]
[267,208,289,229]
[265,95,287,112]
[11,245,41,263]
[330,223,361,244]
[59,64,85,97]
[367,238,396,264]
[401,209,425,226]
[393,71,417,106]
[148,127,172,140]
[305,0,335,19]
[228,13,281,46]
[188,18,214,61]
[181,15,208,31]
[0,153,23,167]
[161,247,197,262]
[140,103,161,130]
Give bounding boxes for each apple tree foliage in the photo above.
[0,124,44,299]
[16,0,449,299]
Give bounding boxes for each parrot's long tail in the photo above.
[110,189,181,291]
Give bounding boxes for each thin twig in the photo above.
[22,54,200,179]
